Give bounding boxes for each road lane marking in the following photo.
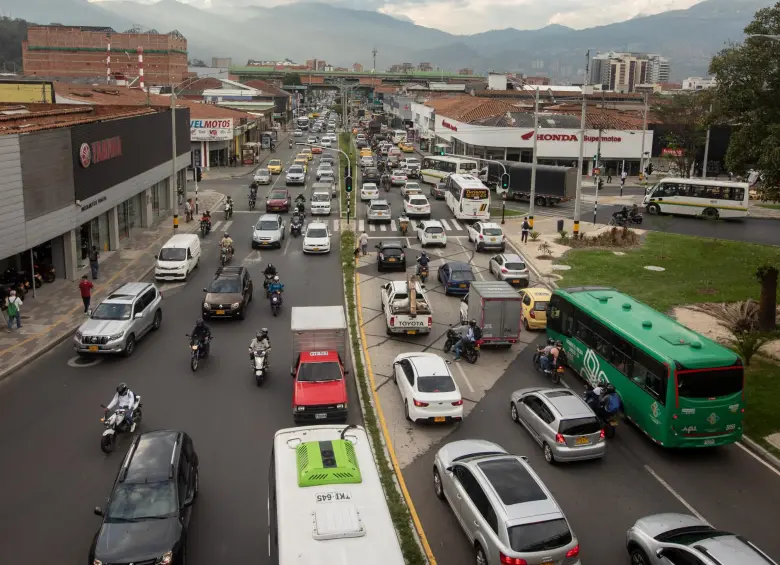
[380,224,387,231]
[451,219,463,230]
[440,219,451,230]
[735,441,780,477]
[358,220,364,231]
[222,220,233,231]
[212,221,223,232]
[644,465,708,522]
[333,219,340,232]
[452,360,475,393]
[390,219,397,231]
[282,236,291,255]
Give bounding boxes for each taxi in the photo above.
[359,148,373,158]
[267,159,283,174]
[519,287,553,331]
[300,148,313,161]
[398,141,414,153]
[312,146,323,154]
[293,158,308,173]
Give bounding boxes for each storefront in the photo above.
[190,118,233,169]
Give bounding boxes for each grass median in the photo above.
[339,133,357,219]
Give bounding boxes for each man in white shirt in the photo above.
[5,290,22,332]
[106,382,137,432]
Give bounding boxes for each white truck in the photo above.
[380,276,433,335]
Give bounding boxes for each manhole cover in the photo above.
[644,265,665,272]
[613,251,626,256]
[67,356,103,368]
[551,264,571,271]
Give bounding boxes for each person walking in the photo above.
[521,217,531,244]
[606,168,613,183]
[89,245,100,280]
[79,275,94,314]
[5,290,22,332]
[359,231,369,256]
[184,199,192,223]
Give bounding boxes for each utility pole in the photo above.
[574,83,593,237]
[372,47,378,73]
[639,92,649,180]
[529,86,540,229]
[702,103,713,179]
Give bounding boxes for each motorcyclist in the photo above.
[220,232,234,258]
[416,251,430,275]
[294,194,306,215]
[248,328,271,361]
[381,172,390,189]
[453,320,478,362]
[190,318,212,356]
[268,275,284,295]
[601,383,622,417]
[263,263,277,278]
[629,203,639,218]
[106,382,137,432]
[540,340,561,372]
[200,210,211,231]
[249,184,258,199]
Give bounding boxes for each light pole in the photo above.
[529,87,540,230]
[639,92,649,181]
[574,85,593,236]
[702,103,713,179]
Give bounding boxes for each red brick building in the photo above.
[23,25,188,86]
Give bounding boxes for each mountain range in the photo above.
[0,0,772,81]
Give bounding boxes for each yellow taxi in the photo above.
[359,148,373,158]
[519,287,553,331]
[267,159,283,174]
[294,158,308,173]
[301,148,313,161]
[398,142,414,153]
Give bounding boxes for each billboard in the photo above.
[190,118,234,141]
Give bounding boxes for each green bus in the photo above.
[546,286,745,448]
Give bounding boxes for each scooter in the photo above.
[99,396,142,453]
[224,201,233,220]
[249,196,256,211]
[417,263,429,284]
[290,216,303,237]
[36,263,56,283]
[270,291,282,316]
[220,246,232,266]
[251,348,270,386]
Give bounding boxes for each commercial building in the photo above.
[353,63,364,73]
[590,52,670,93]
[0,103,190,281]
[22,26,188,85]
[0,80,56,103]
[681,77,717,90]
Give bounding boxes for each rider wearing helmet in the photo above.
[190,319,212,356]
[106,382,137,432]
[248,328,271,360]
[263,263,277,278]
[602,383,621,416]
[416,251,430,275]
[453,319,479,361]
[220,232,234,257]
[268,275,284,295]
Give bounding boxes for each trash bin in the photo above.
[557,219,564,233]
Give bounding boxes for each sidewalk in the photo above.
[0,189,225,381]
[199,132,291,181]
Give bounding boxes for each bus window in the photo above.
[610,335,634,376]
[676,367,743,399]
[631,350,667,403]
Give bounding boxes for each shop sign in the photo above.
[442,120,458,132]
[80,195,107,212]
[521,131,623,142]
[79,136,123,168]
[190,118,234,141]
[662,148,684,156]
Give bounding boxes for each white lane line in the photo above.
[644,465,708,522]
[212,221,223,232]
[358,220,365,232]
[232,210,260,214]
[735,442,780,478]
[369,224,376,232]
[223,220,233,231]
[440,219,452,230]
[333,219,340,232]
[451,219,463,230]
[453,361,475,393]
[390,219,397,231]
[282,236,291,255]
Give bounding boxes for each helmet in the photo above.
[469,319,477,327]
[116,382,128,395]
[606,384,616,394]
[555,340,563,348]
[421,251,427,256]
[274,275,280,282]
[260,328,269,338]
[196,319,204,328]
[267,263,274,271]
[223,232,229,238]
[547,338,555,346]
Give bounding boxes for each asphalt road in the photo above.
[403,341,780,565]
[0,142,357,565]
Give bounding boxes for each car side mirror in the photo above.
[134,312,143,319]
[183,495,194,508]
[656,549,665,559]
[203,288,208,292]
[94,506,103,516]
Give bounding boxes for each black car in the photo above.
[357,140,369,149]
[202,266,253,320]
[375,240,407,272]
[363,167,381,183]
[90,430,199,565]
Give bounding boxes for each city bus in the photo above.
[420,156,479,185]
[296,116,310,131]
[444,174,491,221]
[546,287,745,448]
[268,425,406,565]
[391,129,407,144]
[642,177,750,220]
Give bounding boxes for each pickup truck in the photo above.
[380,277,433,335]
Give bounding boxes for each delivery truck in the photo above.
[459,281,522,346]
[479,160,577,206]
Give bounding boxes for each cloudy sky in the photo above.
[93,0,704,34]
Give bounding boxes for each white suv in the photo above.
[366,199,391,223]
[403,194,431,218]
[416,220,447,247]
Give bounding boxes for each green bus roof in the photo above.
[557,286,740,369]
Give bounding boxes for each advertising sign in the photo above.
[190,118,234,141]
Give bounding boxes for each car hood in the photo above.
[254,229,281,238]
[304,237,330,246]
[267,198,288,205]
[294,378,346,404]
[205,292,243,305]
[94,517,181,563]
[438,439,506,467]
[79,319,128,336]
[157,260,186,268]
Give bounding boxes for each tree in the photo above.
[283,73,302,87]
[332,104,343,116]
[652,92,712,177]
[0,17,29,73]
[693,301,779,365]
[756,264,779,331]
[709,2,780,201]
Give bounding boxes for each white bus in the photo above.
[391,129,407,144]
[643,177,750,220]
[420,156,479,185]
[296,116,310,131]
[269,425,406,565]
[445,174,491,221]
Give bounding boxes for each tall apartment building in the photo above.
[418,62,433,71]
[212,57,232,68]
[589,51,670,92]
[22,25,188,85]
[352,63,364,72]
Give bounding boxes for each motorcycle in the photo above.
[294,202,306,217]
[18,268,43,289]
[289,140,293,149]
[99,396,142,453]
[609,212,643,227]
[249,196,256,211]
[290,216,303,237]
[584,388,618,438]
[417,263,429,284]
[251,347,270,386]
[200,219,211,237]
[263,273,276,297]
[224,201,233,220]
[442,327,480,364]
[36,263,56,283]
[187,334,211,372]
[220,246,231,266]
[1,266,29,296]
[533,346,565,384]
[270,291,282,316]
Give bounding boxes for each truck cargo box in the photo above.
[461,281,522,345]
[291,306,348,371]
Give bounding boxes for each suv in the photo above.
[74,282,162,357]
[433,440,581,565]
[202,266,253,320]
[363,167,381,183]
[366,199,391,223]
[89,430,199,565]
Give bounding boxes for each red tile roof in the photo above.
[0,103,158,135]
[242,80,292,97]
[424,96,517,122]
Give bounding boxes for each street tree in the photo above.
[283,73,302,87]
[709,2,780,201]
[756,265,779,332]
[652,92,712,177]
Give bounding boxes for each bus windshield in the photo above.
[676,367,743,398]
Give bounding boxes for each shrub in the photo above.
[693,301,780,365]
[529,230,540,241]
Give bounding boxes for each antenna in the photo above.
[372,47,378,73]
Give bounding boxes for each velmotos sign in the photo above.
[190,118,234,141]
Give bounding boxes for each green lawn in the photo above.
[559,232,780,312]
[744,360,780,455]
[490,206,524,218]
[757,203,780,210]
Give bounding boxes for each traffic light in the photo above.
[345,175,353,193]
[593,154,598,164]
[196,167,202,182]
[438,146,446,156]
[500,173,510,190]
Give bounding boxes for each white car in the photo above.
[403,194,431,218]
[302,222,331,254]
[252,214,285,249]
[310,191,332,215]
[320,138,332,148]
[360,155,374,168]
[367,199,391,223]
[392,352,463,424]
[253,168,271,184]
[294,130,303,137]
[360,183,380,201]
[316,164,333,180]
[401,181,422,196]
[307,136,317,144]
[467,221,507,252]
[391,171,408,186]
[402,157,421,169]
[416,220,447,247]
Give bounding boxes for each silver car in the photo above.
[488,253,529,288]
[74,282,162,358]
[316,164,333,180]
[510,387,606,463]
[253,167,272,184]
[433,439,581,565]
[252,214,285,249]
[367,199,391,223]
[626,513,778,565]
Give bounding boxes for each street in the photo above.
[0,141,358,565]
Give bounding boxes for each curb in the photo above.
[739,435,780,471]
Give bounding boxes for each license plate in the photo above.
[88,345,99,352]
[312,247,320,251]
[575,437,590,445]
[388,258,396,262]
[315,413,327,420]
[511,279,519,284]
[491,238,497,242]
[407,330,417,335]
[215,310,225,315]
[434,417,446,423]
[459,284,466,288]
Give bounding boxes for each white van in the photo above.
[155,233,201,281]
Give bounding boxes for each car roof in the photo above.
[163,234,198,248]
[498,253,525,263]
[479,222,502,230]
[105,282,154,303]
[312,191,330,196]
[213,265,245,278]
[258,213,281,221]
[525,287,552,298]
[363,183,378,187]
[404,353,451,376]
[696,536,770,565]
[307,221,328,229]
[445,261,473,271]
[420,220,443,227]
[538,389,595,419]
[122,430,181,483]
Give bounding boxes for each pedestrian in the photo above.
[359,231,369,256]
[521,217,530,244]
[185,199,192,222]
[621,169,627,184]
[5,290,22,332]
[89,245,100,280]
[79,275,94,314]
[606,168,613,183]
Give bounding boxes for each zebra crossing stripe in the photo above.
[369,224,377,232]
[358,220,365,231]
[212,221,223,232]
[451,219,463,230]
[440,219,451,230]
[380,224,387,231]
[390,220,397,231]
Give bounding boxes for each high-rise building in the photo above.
[646,54,670,84]
[22,25,188,85]
[212,57,232,68]
[589,51,670,92]
[418,62,433,71]
[305,59,317,70]
[316,60,327,71]
[352,63,363,72]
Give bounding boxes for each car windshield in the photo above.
[677,367,744,398]
[559,417,602,435]
[297,361,343,382]
[505,261,526,270]
[483,228,503,236]
[417,375,456,393]
[312,194,329,202]
[371,204,390,211]
[105,482,177,522]
[257,221,279,231]
[382,247,402,256]
[269,191,287,199]
[269,160,281,166]
[208,278,241,293]
[289,167,303,173]
[406,183,420,188]
[307,228,328,238]
[159,248,186,261]
[508,519,573,553]
[449,269,475,282]
[256,169,270,176]
[91,303,132,320]
[363,185,378,191]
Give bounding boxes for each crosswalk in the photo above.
[210,220,233,233]
[206,217,469,237]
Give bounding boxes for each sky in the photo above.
[90,0,705,34]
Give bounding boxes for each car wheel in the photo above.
[123,335,136,357]
[543,442,555,464]
[152,310,162,331]
[510,402,519,422]
[238,307,245,320]
[475,544,488,565]
[523,317,530,331]
[433,467,445,500]
[629,547,651,565]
